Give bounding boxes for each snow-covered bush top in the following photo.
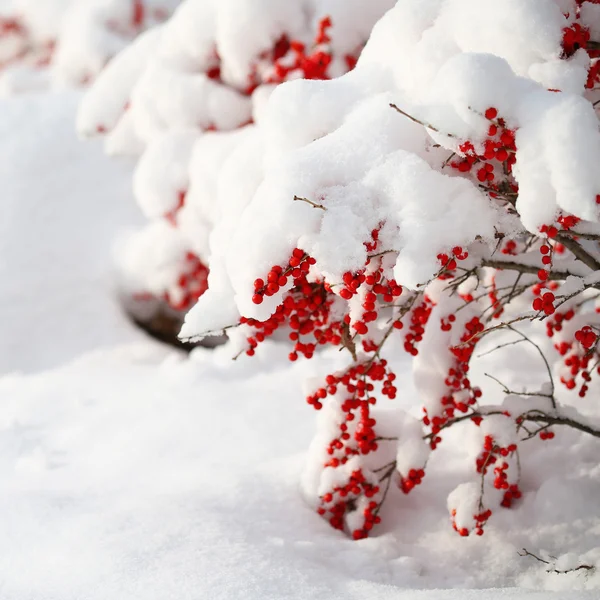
[182,0,600,336]
[78,0,396,311]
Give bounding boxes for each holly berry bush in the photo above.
[82,0,600,541]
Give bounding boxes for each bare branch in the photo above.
[557,229,600,242]
[389,103,456,138]
[293,195,326,210]
[525,413,600,439]
[505,324,555,406]
[518,548,595,575]
[481,259,573,281]
[555,234,600,273]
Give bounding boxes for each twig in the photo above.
[557,229,600,241]
[505,324,556,406]
[368,249,398,259]
[423,410,508,440]
[518,548,595,575]
[457,314,534,346]
[389,103,456,138]
[373,464,397,517]
[518,548,551,565]
[524,413,600,439]
[442,152,456,169]
[555,234,600,273]
[481,258,572,281]
[293,195,326,210]
[373,460,397,474]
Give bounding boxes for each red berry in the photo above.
[485,107,498,120]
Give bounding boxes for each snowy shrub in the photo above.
[0,0,180,94]
[79,0,600,541]
[163,0,600,540]
[78,0,395,314]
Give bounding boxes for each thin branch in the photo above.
[423,410,508,440]
[368,249,398,259]
[505,324,555,405]
[293,195,326,210]
[458,314,534,346]
[481,259,573,281]
[442,151,456,169]
[557,229,600,242]
[525,413,600,439]
[373,464,397,517]
[518,548,595,575]
[484,373,511,394]
[518,548,550,565]
[389,103,456,138]
[555,234,600,273]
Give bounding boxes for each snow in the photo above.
[1,90,599,592]
[3,4,600,597]
[0,0,182,95]
[0,92,145,375]
[77,0,397,305]
[2,337,600,598]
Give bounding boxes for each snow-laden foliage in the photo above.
[0,0,181,94]
[78,0,396,311]
[83,0,600,541]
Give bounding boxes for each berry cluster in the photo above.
[317,468,382,539]
[531,224,570,316]
[501,239,518,255]
[245,249,344,360]
[546,308,600,397]
[437,246,469,280]
[450,507,492,537]
[477,434,520,502]
[164,252,209,311]
[450,107,518,200]
[562,22,590,58]
[458,434,522,534]
[559,10,600,88]
[488,275,504,319]
[423,317,484,450]
[402,296,434,356]
[266,16,333,83]
[252,248,315,305]
[398,468,425,494]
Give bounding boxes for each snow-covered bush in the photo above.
[0,0,180,94]
[77,0,600,541]
[78,0,395,314]
[161,0,600,540]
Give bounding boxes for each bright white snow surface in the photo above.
[0,91,145,374]
[2,94,600,599]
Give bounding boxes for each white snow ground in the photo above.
[0,92,145,375]
[1,92,600,599]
